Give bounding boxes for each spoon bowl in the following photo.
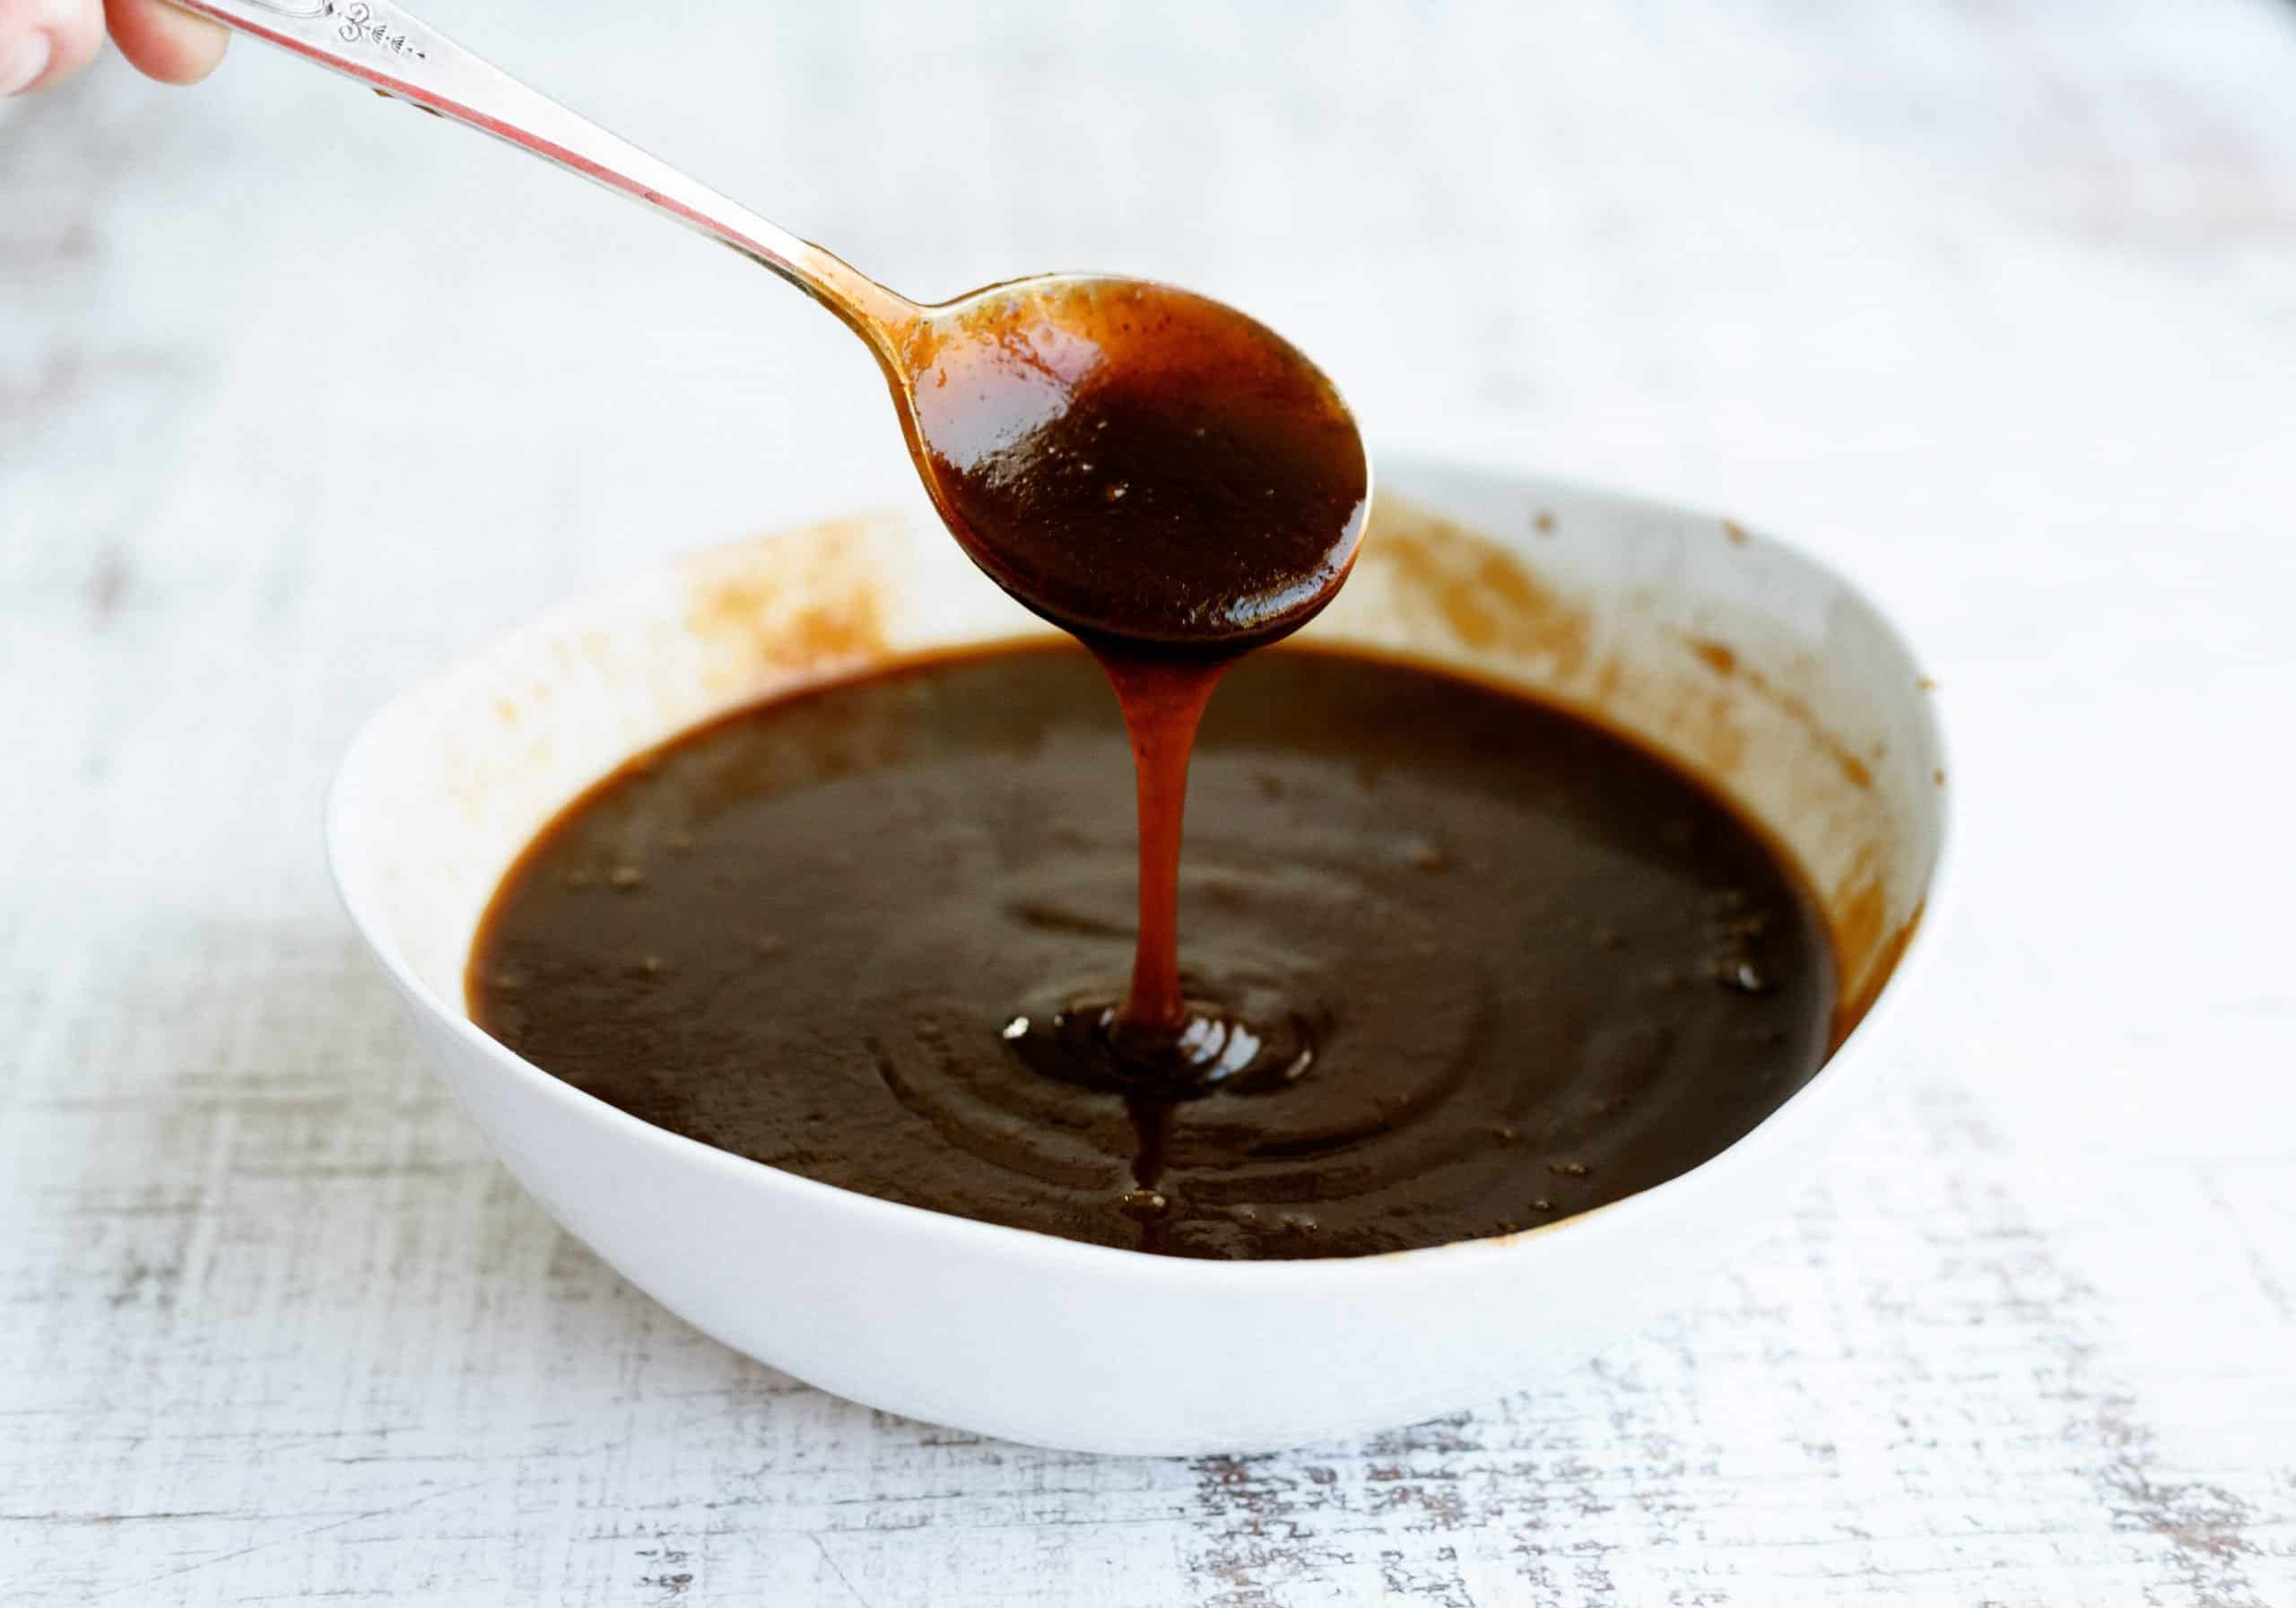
[893,275,1370,653]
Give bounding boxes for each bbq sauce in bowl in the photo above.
[469,644,1833,1259]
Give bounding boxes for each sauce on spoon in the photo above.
[904,278,1370,654]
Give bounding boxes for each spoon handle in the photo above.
[170,0,914,350]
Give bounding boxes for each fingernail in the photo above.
[2,30,55,96]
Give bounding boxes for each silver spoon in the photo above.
[171,0,1371,654]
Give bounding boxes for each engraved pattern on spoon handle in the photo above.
[169,0,912,349]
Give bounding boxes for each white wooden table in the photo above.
[5,2,2293,1601]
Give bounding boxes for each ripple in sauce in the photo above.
[469,646,1835,1259]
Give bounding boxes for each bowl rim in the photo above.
[325,448,1954,1289]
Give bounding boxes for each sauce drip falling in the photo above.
[904,279,1369,1090]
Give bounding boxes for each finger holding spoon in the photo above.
[106,0,230,83]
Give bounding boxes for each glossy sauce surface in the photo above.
[909,280,1370,654]
[469,646,1836,1259]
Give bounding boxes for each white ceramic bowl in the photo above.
[328,455,1947,1455]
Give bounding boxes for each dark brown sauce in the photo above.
[469,645,1835,1259]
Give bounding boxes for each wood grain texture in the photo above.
[4,0,2293,1602]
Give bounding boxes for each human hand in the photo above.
[4,0,227,96]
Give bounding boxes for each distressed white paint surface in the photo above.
[4,1,2293,1602]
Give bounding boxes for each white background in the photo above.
[4,1,2292,1602]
